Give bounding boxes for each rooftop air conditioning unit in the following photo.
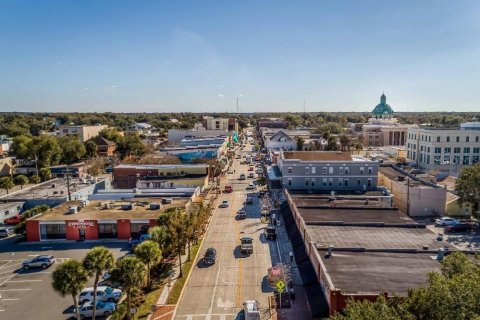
[68,206,78,214]
[150,203,161,210]
[51,183,57,188]
[161,198,172,204]
[122,203,134,210]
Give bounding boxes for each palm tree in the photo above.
[168,208,187,278]
[135,240,162,288]
[113,256,145,320]
[51,259,89,320]
[150,225,174,256]
[83,247,115,320]
[184,211,198,261]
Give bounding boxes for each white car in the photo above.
[77,301,116,319]
[79,286,123,304]
[219,200,230,208]
[435,217,458,226]
[246,183,256,190]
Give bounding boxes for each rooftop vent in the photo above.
[122,203,134,211]
[150,203,161,210]
[68,206,78,214]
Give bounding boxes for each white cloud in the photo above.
[218,93,224,98]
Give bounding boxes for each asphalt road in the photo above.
[174,142,281,320]
[0,236,129,320]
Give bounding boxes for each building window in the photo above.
[311,167,316,174]
[130,223,150,237]
[456,136,460,142]
[466,136,470,142]
[357,179,361,185]
[337,178,342,187]
[305,167,310,175]
[437,136,440,142]
[443,156,450,164]
[339,167,344,174]
[429,136,431,142]
[360,167,364,174]
[329,167,334,174]
[463,156,470,165]
[288,167,292,174]
[311,179,315,186]
[98,224,117,239]
[288,179,292,186]
[368,167,372,174]
[473,148,480,154]
[40,224,66,240]
[473,156,479,164]
[435,148,441,154]
[453,155,460,164]
[344,167,349,174]
[427,155,431,164]
[464,147,470,154]
[427,147,430,153]
[344,179,349,186]
[476,136,479,143]
[367,179,371,187]
[305,179,309,186]
[322,167,327,174]
[444,147,451,153]
[322,178,327,186]
[454,147,461,154]
[446,136,450,142]
[434,156,441,165]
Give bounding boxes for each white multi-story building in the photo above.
[406,122,480,173]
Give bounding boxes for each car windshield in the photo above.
[96,301,105,308]
[104,287,113,294]
[241,238,253,243]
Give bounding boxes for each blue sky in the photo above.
[1,0,479,113]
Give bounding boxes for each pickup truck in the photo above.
[129,233,152,250]
[240,237,254,255]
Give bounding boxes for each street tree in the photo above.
[39,167,51,181]
[455,163,480,211]
[29,175,41,184]
[13,174,29,189]
[83,247,115,320]
[167,208,187,278]
[296,137,305,151]
[85,140,98,158]
[339,134,351,152]
[0,176,14,194]
[51,259,89,320]
[150,225,174,256]
[58,135,86,164]
[113,256,145,320]
[135,240,162,288]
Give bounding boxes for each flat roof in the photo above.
[321,251,439,295]
[283,151,353,161]
[298,208,410,224]
[0,202,24,210]
[115,164,209,169]
[2,178,96,200]
[31,198,188,221]
[379,166,406,180]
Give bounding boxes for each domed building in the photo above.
[359,93,415,147]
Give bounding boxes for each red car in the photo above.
[224,185,233,193]
[248,167,254,171]
[4,215,22,225]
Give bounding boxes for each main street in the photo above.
[174,141,281,319]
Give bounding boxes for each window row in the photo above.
[287,166,374,175]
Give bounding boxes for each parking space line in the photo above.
[0,274,16,286]
[0,288,32,291]
[1,298,20,301]
[7,280,42,283]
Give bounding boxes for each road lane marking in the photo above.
[1,298,19,301]
[0,289,32,291]
[7,280,42,283]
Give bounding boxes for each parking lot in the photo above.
[0,237,129,319]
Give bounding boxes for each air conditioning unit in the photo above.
[68,206,78,214]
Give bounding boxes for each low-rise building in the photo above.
[202,116,238,131]
[406,122,480,173]
[25,198,188,241]
[113,164,210,189]
[60,124,108,142]
[126,123,154,136]
[93,136,116,157]
[277,151,378,191]
[0,157,14,177]
[256,118,288,129]
[283,191,449,316]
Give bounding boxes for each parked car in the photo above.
[246,183,256,190]
[246,196,253,204]
[4,215,23,225]
[224,185,233,193]
[22,255,55,270]
[239,174,246,180]
[248,166,254,171]
[77,301,116,319]
[248,173,254,179]
[129,233,152,249]
[203,247,217,265]
[240,237,254,255]
[79,286,123,304]
[446,223,473,233]
[0,226,15,237]
[237,210,247,220]
[219,200,230,208]
[265,224,276,240]
[435,217,459,226]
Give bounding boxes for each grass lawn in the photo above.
[166,242,202,304]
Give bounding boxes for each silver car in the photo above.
[22,255,55,270]
[77,301,115,319]
[79,286,123,304]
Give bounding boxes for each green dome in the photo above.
[372,93,394,116]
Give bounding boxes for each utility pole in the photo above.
[65,168,72,201]
[236,96,239,114]
[406,177,410,216]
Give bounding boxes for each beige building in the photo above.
[356,93,415,147]
[406,122,480,173]
[379,166,446,217]
[0,157,13,177]
[202,116,238,132]
[60,125,108,142]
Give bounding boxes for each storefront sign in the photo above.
[67,221,95,229]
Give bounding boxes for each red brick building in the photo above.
[94,136,117,157]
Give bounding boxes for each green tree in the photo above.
[167,208,187,278]
[58,135,86,164]
[118,135,146,158]
[99,128,123,144]
[339,134,351,152]
[113,256,145,320]
[11,134,33,159]
[296,136,305,151]
[31,135,63,167]
[85,140,98,158]
[331,295,405,320]
[13,175,29,189]
[150,225,174,256]
[456,163,480,212]
[39,167,51,181]
[326,136,339,151]
[83,247,115,320]
[0,176,14,194]
[51,259,89,320]
[135,240,162,288]
[29,175,41,184]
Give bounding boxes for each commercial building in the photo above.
[25,198,188,241]
[378,165,447,217]
[0,202,24,224]
[113,164,210,189]
[126,123,154,135]
[260,129,313,151]
[277,151,378,191]
[351,93,415,147]
[283,191,448,315]
[406,122,480,173]
[202,116,238,132]
[1,177,110,210]
[256,118,288,129]
[60,124,108,142]
[49,162,86,178]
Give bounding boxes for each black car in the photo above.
[265,224,276,240]
[203,248,217,265]
[446,223,473,233]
